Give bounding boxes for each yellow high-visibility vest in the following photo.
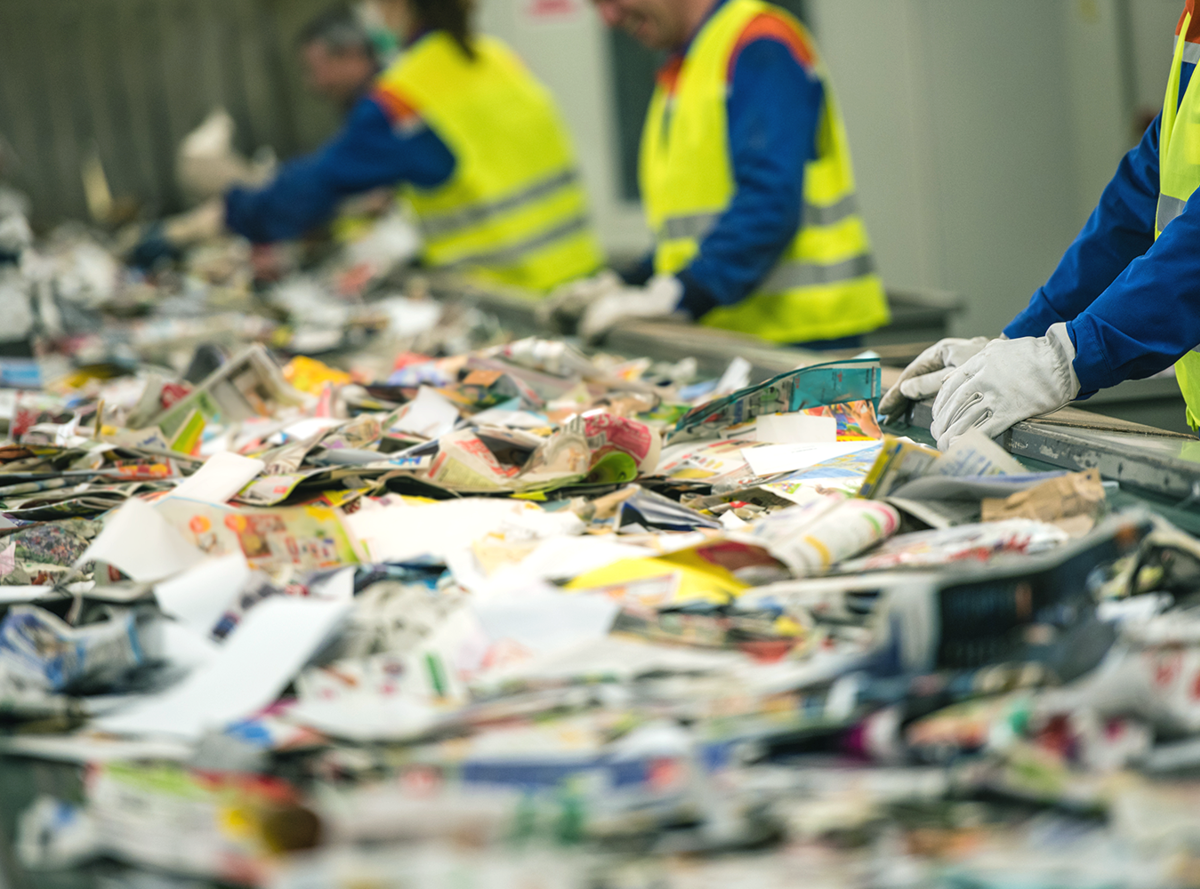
[379,33,603,293]
[1158,10,1200,429]
[639,0,889,343]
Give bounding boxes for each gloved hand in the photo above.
[536,270,624,333]
[162,198,226,244]
[930,322,1080,450]
[125,199,227,270]
[879,336,990,422]
[579,274,684,343]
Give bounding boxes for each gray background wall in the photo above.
[0,0,335,224]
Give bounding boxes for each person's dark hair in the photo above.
[410,0,476,60]
[298,4,378,64]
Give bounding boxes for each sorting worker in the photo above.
[223,0,604,293]
[557,0,890,348]
[296,5,387,115]
[883,1,1200,449]
[295,4,393,243]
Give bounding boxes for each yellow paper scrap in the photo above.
[283,355,352,395]
[565,554,748,606]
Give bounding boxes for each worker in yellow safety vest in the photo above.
[883,2,1200,448]
[221,0,604,293]
[546,0,890,348]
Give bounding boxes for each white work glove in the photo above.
[578,274,685,343]
[930,322,1080,450]
[879,336,990,422]
[536,269,624,332]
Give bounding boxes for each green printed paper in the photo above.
[671,358,882,443]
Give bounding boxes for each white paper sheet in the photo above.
[157,620,220,671]
[714,356,752,396]
[75,498,206,583]
[308,566,356,602]
[153,553,250,634]
[473,636,741,692]
[166,452,266,504]
[94,596,350,740]
[753,413,837,444]
[0,734,194,764]
[285,695,439,743]
[469,407,549,429]
[0,586,62,604]
[278,417,343,443]
[511,536,657,583]
[928,428,1025,477]
[472,588,620,657]
[346,498,534,563]
[742,440,879,477]
[390,386,460,439]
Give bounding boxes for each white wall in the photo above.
[1061,0,1134,219]
[808,0,1139,337]
[1130,0,1186,112]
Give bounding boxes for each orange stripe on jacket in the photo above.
[1179,0,1200,43]
[654,10,815,99]
[656,56,684,96]
[372,85,423,127]
[728,12,816,80]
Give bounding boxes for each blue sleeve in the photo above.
[224,96,456,245]
[675,39,823,318]
[1067,189,1200,393]
[1004,117,1160,341]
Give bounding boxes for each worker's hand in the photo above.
[161,198,226,245]
[578,275,684,343]
[879,336,991,422]
[126,199,227,270]
[536,270,624,333]
[930,323,1080,450]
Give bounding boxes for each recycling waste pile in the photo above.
[4,189,1200,889]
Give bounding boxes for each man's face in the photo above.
[593,0,687,50]
[302,41,376,107]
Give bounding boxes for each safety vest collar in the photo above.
[1180,0,1200,41]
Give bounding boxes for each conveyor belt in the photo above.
[430,273,1200,508]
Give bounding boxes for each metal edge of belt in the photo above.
[910,400,1200,501]
[427,272,1200,503]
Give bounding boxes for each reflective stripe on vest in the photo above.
[761,252,875,293]
[1157,193,1188,231]
[662,212,719,241]
[802,193,861,227]
[638,0,889,344]
[380,33,603,293]
[659,193,863,242]
[443,214,591,270]
[419,168,582,239]
[1159,13,1200,429]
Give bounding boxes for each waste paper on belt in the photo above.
[3,186,1200,888]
